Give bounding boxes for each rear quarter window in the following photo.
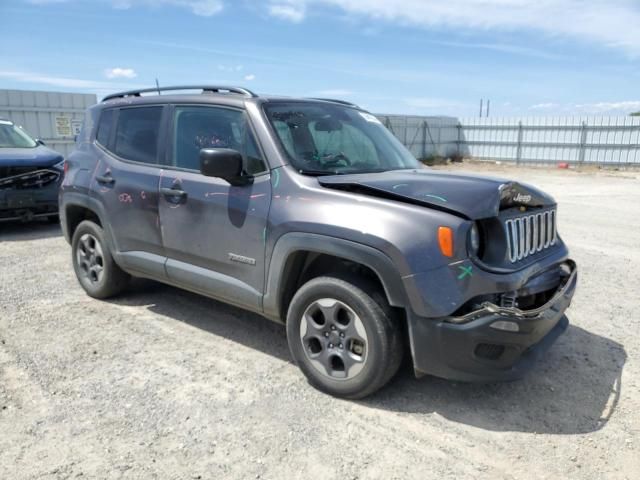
[95,109,114,147]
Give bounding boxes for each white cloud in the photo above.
[27,0,223,16]
[435,40,565,60]
[218,64,243,72]
[244,74,256,81]
[0,70,140,92]
[268,1,306,22]
[575,101,640,114]
[530,103,559,110]
[528,100,640,114]
[265,0,640,56]
[26,0,69,4]
[104,67,137,79]
[185,0,223,16]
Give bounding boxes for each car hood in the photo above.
[317,168,556,219]
[0,146,64,168]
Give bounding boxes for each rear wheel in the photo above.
[286,275,403,399]
[71,220,130,299]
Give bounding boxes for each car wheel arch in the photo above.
[263,232,408,323]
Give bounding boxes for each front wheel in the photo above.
[286,276,403,399]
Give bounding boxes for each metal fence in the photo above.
[377,114,640,166]
[0,89,97,158]
[377,115,461,160]
[2,89,638,166]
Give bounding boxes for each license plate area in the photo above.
[7,194,36,208]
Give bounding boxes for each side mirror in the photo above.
[36,139,46,146]
[199,148,251,186]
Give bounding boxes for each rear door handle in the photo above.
[160,187,187,199]
[96,174,115,185]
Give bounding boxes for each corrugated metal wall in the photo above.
[0,89,97,158]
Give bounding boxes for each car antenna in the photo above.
[155,78,161,95]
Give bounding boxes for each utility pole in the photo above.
[479,98,491,117]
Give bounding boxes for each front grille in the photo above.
[0,169,60,190]
[504,209,557,263]
[0,166,41,178]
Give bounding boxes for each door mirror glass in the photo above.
[200,148,249,185]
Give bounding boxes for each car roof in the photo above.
[98,85,362,111]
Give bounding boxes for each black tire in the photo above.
[286,275,403,399]
[71,220,130,299]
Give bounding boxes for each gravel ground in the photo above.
[1,163,639,479]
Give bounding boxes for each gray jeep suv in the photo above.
[60,86,577,398]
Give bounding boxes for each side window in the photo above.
[95,109,114,147]
[173,106,267,174]
[113,107,163,164]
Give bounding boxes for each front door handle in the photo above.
[160,187,187,199]
[96,174,115,185]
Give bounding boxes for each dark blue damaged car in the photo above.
[0,118,64,222]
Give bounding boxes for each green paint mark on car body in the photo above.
[424,194,448,202]
[458,265,473,280]
[273,168,280,189]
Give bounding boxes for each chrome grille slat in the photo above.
[504,209,558,263]
[540,212,545,247]
[518,218,525,260]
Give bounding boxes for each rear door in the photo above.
[158,104,271,311]
[91,105,167,278]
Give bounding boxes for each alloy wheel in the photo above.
[76,233,104,284]
[299,298,369,380]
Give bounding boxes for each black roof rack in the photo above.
[308,97,360,108]
[102,85,258,102]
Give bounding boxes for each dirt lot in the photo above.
[1,163,639,479]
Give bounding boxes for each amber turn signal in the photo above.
[438,226,454,257]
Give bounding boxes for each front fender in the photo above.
[262,232,408,322]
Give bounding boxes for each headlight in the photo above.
[53,158,65,171]
[468,223,481,256]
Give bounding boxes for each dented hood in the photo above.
[317,169,556,219]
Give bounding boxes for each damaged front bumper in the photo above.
[407,260,577,382]
[0,168,62,222]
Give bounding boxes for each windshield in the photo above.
[0,121,38,148]
[264,102,420,175]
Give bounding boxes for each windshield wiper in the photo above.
[295,166,416,176]
[296,168,346,176]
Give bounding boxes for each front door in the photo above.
[158,105,271,311]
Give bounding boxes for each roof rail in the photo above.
[102,85,258,102]
[308,97,360,108]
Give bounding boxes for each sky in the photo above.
[1,0,640,117]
